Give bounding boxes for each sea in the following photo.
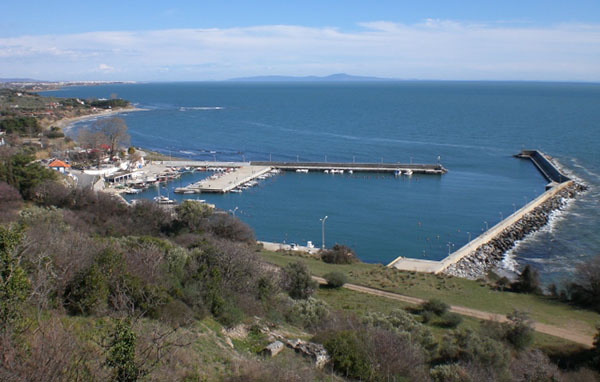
[43,81,600,284]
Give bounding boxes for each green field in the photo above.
[262,250,600,336]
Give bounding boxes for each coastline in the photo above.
[443,181,587,279]
[53,106,148,130]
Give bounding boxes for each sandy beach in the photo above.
[52,106,148,130]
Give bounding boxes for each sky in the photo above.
[1,0,599,82]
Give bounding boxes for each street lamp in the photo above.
[499,212,503,220]
[484,221,488,231]
[320,215,328,250]
[229,206,238,217]
[467,232,471,242]
[447,242,454,256]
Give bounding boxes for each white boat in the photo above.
[230,189,242,193]
[125,188,140,194]
[296,169,309,173]
[348,170,353,174]
[324,169,329,173]
[154,196,175,204]
[405,169,413,176]
[394,169,402,176]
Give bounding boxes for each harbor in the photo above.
[387,150,585,277]
[169,160,447,194]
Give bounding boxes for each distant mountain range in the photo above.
[227,73,397,82]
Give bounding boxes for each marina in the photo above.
[170,160,447,194]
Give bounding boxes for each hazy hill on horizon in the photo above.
[227,73,397,82]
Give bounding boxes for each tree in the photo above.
[511,265,540,294]
[87,117,130,156]
[280,261,317,300]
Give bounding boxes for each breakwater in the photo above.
[250,161,448,174]
[389,150,587,279]
[443,181,586,279]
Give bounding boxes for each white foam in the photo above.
[180,106,225,111]
[499,192,578,273]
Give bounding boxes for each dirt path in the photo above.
[313,276,594,347]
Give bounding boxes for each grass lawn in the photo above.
[263,250,600,336]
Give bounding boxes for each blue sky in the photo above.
[1,1,599,81]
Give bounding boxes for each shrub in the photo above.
[504,310,534,351]
[321,244,358,264]
[439,312,463,329]
[288,297,329,328]
[511,265,541,294]
[430,364,472,382]
[0,181,22,223]
[280,261,317,300]
[63,263,109,315]
[323,330,372,380]
[421,298,449,316]
[324,271,347,288]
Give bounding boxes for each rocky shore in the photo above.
[443,182,587,279]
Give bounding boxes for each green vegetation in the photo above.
[90,99,130,109]
[323,271,347,288]
[0,116,40,135]
[0,105,599,380]
[261,250,600,336]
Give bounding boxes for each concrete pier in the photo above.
[175,165,272,194]
[251,161,447,174]
[388,150,581,276]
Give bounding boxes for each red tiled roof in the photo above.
[48,159,71,168]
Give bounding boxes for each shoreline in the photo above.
[53,106,148,130]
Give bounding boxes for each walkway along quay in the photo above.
[388,150,587,278]
[250,161,448,174]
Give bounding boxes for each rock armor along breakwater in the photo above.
[443,181,587,279]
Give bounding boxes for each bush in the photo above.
[504,310,534,351]
[439,312,463,328]
[280,261,317,300]
[421,298,449,316]
[324,271,347,288]
[430,364,472,382]
[511,265,541,294]
[321,244,358,264]
[323,330,372,380]
[63,263,109,315]
[288,297,329,328]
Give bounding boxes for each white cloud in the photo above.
[97,63,114,71]
[0,21,598,81]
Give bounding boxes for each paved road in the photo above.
[312,276,594,347]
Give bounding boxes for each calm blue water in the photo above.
[43,82,600,282]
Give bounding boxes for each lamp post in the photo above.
[320,215,328,250]
[447,242,454,256]
[499,212,503,220]
[484,221,488,231]
[229,206,238,217]
[467,231,471,242]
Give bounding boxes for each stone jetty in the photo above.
[443,181,587,279]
